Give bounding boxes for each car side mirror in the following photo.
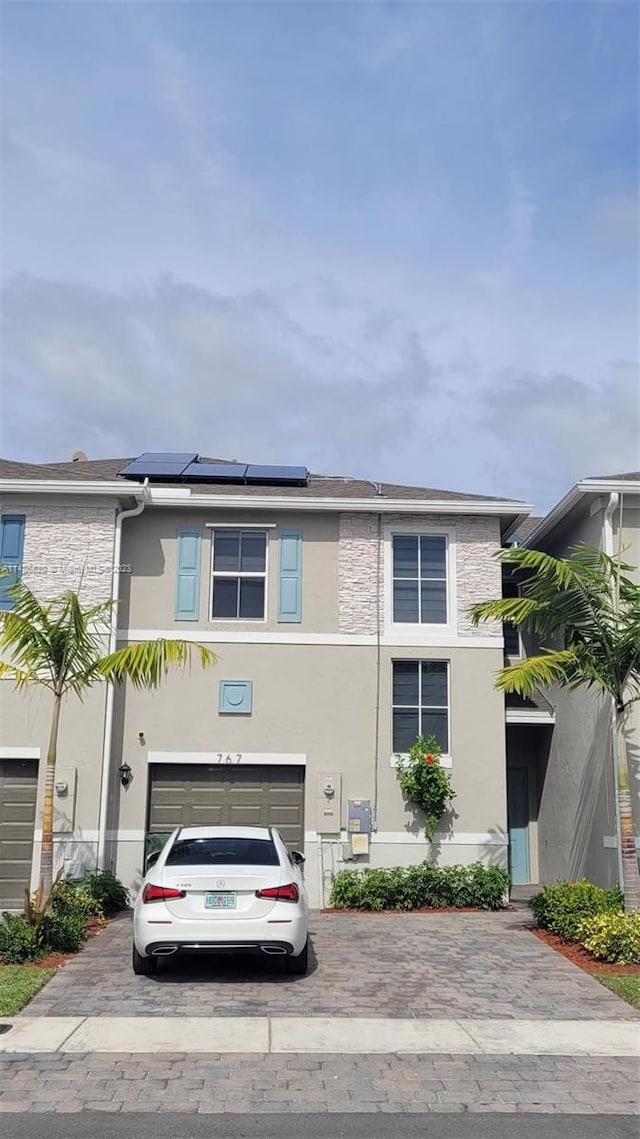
[291,850,305,865]
[145,850,161,871]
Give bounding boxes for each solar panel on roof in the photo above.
[245,465,308,485]
[119,452,198,480]
[137,452,198,464]
[182,462,248,482]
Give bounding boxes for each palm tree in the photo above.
[471,545,640,911]
[0,582,217,894]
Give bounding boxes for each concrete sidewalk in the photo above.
[1,1015,639,1056]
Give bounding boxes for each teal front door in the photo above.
[507,767,530,885]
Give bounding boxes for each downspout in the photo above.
[603,492,623,888]
[96,480,149,870]
[372,511,383,833]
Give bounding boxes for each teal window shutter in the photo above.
[278,530,302,622]
[0,515,25,610]
[175,528,201,620]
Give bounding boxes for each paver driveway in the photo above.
[23,909,637,1020]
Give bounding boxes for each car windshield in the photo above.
[165,837,280,867]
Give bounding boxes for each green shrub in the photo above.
[0,913,42,963]
[85,870,129,915]
[39,911,87,954]
[530,880,623,940]
[578,911,640,965]
[50,879,102,920]
[329,862,509,911]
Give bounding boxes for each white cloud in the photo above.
[1,274,436,474]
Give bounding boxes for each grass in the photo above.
[597,974,640,1010]
[0,966,56,1016]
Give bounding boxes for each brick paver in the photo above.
[23,910,639,1020]
[0,1051,637,1114]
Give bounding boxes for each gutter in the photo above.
[96,481,150,870]
[603,491,624,891]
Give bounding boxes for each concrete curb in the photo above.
[1,1016,639,1056]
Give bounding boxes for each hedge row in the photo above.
[530,880,640,965]
[329,862,509,911]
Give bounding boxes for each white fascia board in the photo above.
[0,478,532,518]
[0,479,132,498]
[147,490,533,516]
[523,479,640,548]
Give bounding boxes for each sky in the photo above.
[1,1,639,512]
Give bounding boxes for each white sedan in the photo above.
[132,825,309,976]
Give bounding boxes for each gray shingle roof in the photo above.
[0,456,524,504]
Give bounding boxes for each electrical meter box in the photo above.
[347,799,372,834]
[317,773,342,835]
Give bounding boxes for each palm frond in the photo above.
[0,660,48,689]
[97,639,218,689]
[494,650,580,696]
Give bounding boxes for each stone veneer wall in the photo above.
[338,512,502,636]
[14,501,117,606]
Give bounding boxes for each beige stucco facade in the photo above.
[1,478,517,908]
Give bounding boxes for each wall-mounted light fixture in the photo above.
[118,762,132,788]
[55,780,69,796]
[138,732,146,745]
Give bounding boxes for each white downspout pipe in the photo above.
[96,481,149,870]
[603,492,623,888]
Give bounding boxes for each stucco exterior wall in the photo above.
[109,642,507,906]
[531,491,640,886]
[120,508,339,633]
[0,681,107,888]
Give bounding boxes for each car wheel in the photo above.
[283,940,308,975]
[132,945,158,976]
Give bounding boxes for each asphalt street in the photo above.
[7,1113,639,1139]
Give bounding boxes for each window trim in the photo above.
[384,522,456,634]
[391,658,451,761]
[209,528,269,623]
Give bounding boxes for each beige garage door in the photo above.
[0,759,38,910]
[148,765,305,850]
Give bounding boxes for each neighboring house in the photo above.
[506,472,640,891]
[0,453,532,908]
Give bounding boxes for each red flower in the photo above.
[424,754,436,765]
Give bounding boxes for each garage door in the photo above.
[0,759,38,910]
[148,765,305,850]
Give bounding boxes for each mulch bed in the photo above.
[22,916,109,971]
[531,926,640,976]
[322,906,513,915]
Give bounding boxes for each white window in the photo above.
[392,660,449,753]
[387,527,454,630]
[211,530,267,620]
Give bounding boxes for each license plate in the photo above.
[205,892,237,910]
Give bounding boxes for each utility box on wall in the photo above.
[347,799,372,834]
[53,767,77,833]
[317,773,342,835]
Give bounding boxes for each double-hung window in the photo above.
[392,660,449,753]
[392,534,447,624]
[211,530,267,619]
